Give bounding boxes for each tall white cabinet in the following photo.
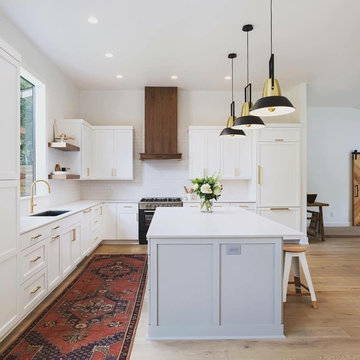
[0,39,21,339]
[256,125,303,231]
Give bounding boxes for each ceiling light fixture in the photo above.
[232,24,265,130]
[171,75,178,79]
[87,16,99,24]
[116,74,123,79]
[105,52,114,58]
[220,53,246,138]
[250,0,295,117]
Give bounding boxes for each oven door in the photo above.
[139,209,155,244]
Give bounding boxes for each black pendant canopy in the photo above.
[250,0,295,117]
[232,24,265,130]
[220,53,246,137]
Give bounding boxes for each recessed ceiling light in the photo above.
[116,74,123,79]
[105,53,114,58]
[170,75,178,80]
[87,16,99,24]
[225,76,231,80]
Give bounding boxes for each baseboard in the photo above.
[101,240,139,245]
[324,222,352,227]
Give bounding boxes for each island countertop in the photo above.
[147,207,306,241]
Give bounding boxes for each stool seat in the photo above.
[283,244,307,253]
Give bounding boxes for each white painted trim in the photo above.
[325,222,352,227]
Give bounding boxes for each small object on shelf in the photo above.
[48,142,80,151]
[48,173,80,180]
[307,194,317,203]
[55,164,61,171]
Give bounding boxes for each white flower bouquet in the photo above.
[192,173,223,212]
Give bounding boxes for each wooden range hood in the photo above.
[140,87,182,160]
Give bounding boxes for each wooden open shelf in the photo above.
[48,174,80,180]
[48,142,80,151]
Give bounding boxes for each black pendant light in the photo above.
[232,24,265,130]
[250,0,295,117]
[220,53,246,137]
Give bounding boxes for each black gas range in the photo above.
[138,197,183,244]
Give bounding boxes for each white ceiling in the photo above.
[0,0,359,108]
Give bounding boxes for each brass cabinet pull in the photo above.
[270,208,290,211]
[275,138,284,142]
[114,168,117,177]
[123,206,132,208]
[83,209,91,214]
[51,235,60,241]
[30,256,41,263]
[257,165,261,185]
[190,205,198,208]
[94,236,99,241]
[31,234,42,240]
[30,285,41,294]
[214,205,222,207]
[71,229,76,241]
[51,226,60,230]
[87,167,90,177]
[100,206,103,215]
[94,220,99,224]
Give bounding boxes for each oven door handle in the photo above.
[144,210,155,214]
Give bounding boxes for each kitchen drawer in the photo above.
[21,226,51,250]
[49,223,62,236]
[117,203,137,213]
[230,202,256,211]
[213,202,230,208]
[258,128,300,142]
[91,206,100,218]
[21,268,47,314]
[20,240,46,283]
[91,216,101,232]
[258,207,301,231]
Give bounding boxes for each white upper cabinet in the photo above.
[189,126,252,180]
[0,41,20,180]
[93,126,133,180]
[221,132,252,180]
[82,124,93,179]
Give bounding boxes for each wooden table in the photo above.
[307,202,329,241]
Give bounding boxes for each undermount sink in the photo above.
[30,210,70,217]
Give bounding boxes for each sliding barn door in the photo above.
[352,151,360,226]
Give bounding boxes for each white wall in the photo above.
[0,10,81,215]
[307,107,360,226]
[79,86,305,201]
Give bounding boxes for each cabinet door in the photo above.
[114,130,133,180]
[48,234,61,291]
[257,143,300,207]
[70,224,82,266]
[93,130,114,179]
[0,48,19,180]
[101,204,117,240]
[61,228,72,278]
[81,210,92,256]
[258,208,301,231]
[189,131,207,179]
[82,124,93,179]
[117,211,138,240]
[0,181,18,260]
[206,131,221,176]
[0,255,18,338]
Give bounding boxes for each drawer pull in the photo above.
[190,205,198,208]
[123,206,132,208]
[270,208,290,211]
[214,205,223,207]
[30,285,41,294]
[94,220,99,224]
[51,226,60,230]
[72,229,76,241]
[275,138,284,142]
[257,165,261,185]
[51,235,60,241]
[100,206,103,215]
[30,256,41,263]
[31,234,42,240]
[95,236,99,241]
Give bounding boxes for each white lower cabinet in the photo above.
[0,254,18,338]
[61,226,73,278]
[81,208,92,256]
[258,208,301,231]
[101,203,117,240]
[47,233,61,291]
[117,213,138,240]
[70,223,82,266]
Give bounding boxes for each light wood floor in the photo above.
[1,239,360,359]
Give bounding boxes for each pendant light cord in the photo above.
[246,31,249,85]
[270,0,273,56]
[231,57,234,102]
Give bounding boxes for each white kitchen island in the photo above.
[147,207,306,340]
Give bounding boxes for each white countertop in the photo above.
[182,198,256,203]
[147,207,305,240]
[20,200,103,234]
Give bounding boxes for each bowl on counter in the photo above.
[307,194,317,203]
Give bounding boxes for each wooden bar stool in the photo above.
[283,244,318,309]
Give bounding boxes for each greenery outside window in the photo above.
[20,76,35,196]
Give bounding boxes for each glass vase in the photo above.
[200,199,213,213]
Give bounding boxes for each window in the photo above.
[19,68,46,198]
[20,76,35,196]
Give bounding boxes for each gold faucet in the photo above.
[30,180,51,214]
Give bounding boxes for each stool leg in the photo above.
[291,256,301,294]
[283,252,292,303]
[299,252,318,309]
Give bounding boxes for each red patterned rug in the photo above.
[1,254,147,360]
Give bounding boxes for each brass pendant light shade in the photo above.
[220,53,246,137]
[232,24,265,130]
[250,0,295,117]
